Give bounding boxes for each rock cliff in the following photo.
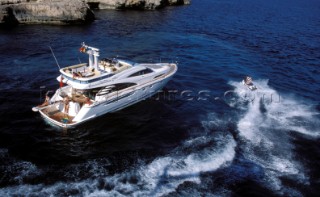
[0,0,94,26]
[0,0,190,26]
[86,0,191,10]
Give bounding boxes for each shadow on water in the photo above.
[0,95,189,167]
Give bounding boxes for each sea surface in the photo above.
[0,0,320,196]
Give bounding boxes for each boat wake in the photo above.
[229,79,319,195]
[1,78,318,196]
[0,120,236,196]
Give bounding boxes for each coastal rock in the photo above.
[86,0,191,10]
[169,0,191,5]
[0,0,191,26]
[0,0,94,26]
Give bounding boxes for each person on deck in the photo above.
[63,96,70,114]
[85,97,93,106]
[73,72,82,78]
[38,95,50,107]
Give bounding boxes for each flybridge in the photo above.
[79,42,100,70]
[58,43,135,88]
[59,43,104,83]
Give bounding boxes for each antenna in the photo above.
[39,86,46,103]
[48,46,61,70]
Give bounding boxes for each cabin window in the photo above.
[154,74,164,79]
[88,74,113,83]
[96,83,137,96]
[112,83,136,91]
[128,68,153,77]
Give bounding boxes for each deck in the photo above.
[41,105,74,124]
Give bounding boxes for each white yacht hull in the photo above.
[38,65,176,128]
[33,43,177,128]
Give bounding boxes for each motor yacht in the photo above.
[33,43,177,128]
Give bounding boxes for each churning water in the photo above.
[0,0,319,196]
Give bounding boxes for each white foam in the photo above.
[183,136,210,147]
[237,97,266,144]
[231,79,320,137]
[0,148,8,154]
[1,78,317,196]
[0,119,237,197]
[230,79,315,194]
[134,133,236,196]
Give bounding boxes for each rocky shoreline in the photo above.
[0,0,190,26]
[86,0,190,10]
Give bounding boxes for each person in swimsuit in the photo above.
[38,95,50,107]
[63,96,70,114]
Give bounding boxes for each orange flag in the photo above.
[60,76,64,88]
[79,46,86,53]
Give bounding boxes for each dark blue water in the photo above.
[0,0,320,196]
